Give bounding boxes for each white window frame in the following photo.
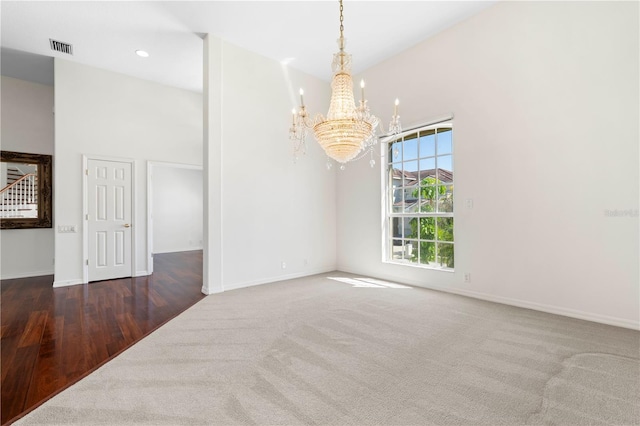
[382,119,454,271]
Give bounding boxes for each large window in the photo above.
[386,123,454,270]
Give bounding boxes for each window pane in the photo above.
[421,199,436,213]
[391,239,403,259]
[404,198,419,213]
[389,141,402,163]
[403,160,418,173]
[404,217,419,239]
[420,179,436,190]
[391,218,402,239]
[402,240,419,263]
[398,186,418,213]
[437,155,453,177]
[436,128,452,155]
[417,185,437,212]
[405,185,418,202]
[417,202,432,213]
[419,174,438,187]
[437,242,454,268]
[418,217,435,240]
[419,157,435,174]
[403,134,418,161]
[390,166,402,204]
[419,130,435,158]
[390,167,402,212]
[437,185,454,213]
[419,241,436,265]
[437,217,454,242]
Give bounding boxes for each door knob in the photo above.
[123,224,131,228]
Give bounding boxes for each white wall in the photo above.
[0,76,55,279]
[203,37,336,293]
[54,59,202,286]
[152,165,203,254]
[338,2,639,329]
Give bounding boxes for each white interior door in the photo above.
[87,159,133,281]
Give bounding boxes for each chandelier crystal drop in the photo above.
[289,0,401,166]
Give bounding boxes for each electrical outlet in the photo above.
[464,273,471,283]
[465,199,474,209]
[57,225,77,233]
[281,261,286,269]
[303,258,308,266]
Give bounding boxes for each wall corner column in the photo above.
[202,34,224,295]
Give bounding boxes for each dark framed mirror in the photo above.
[0,151,52,229]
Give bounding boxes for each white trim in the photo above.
[149,161,203,170]
[53,278,84,288]
[218,267,336,294]
[380,114,454,143]
[153,246,203,254]
[338,267,640,331]
[382,259,455,272]
[1,269,54,280]
[134,270,150,277]
[82,155,88,283]
[380,144,388,264]
[146,162,153,275]
[82,154,136,284]
[201,285,224,295]
[146,161,203,276]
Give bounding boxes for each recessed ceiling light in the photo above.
[135,50,149,58]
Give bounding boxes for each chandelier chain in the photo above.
[339,0,344,42]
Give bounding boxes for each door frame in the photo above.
[82,154,137,284]
[146,161,202,275]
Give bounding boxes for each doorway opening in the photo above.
[147,162,203,275]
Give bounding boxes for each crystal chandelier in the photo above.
[289,0,401,169]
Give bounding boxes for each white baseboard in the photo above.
[154,247,203,254]
[53,271,149,287]
[454,287,639,331]
[201,286,224,295]
[215,267,336,294]
[337,267,640,331]
[1,269,54,280]
[53,278,84,288]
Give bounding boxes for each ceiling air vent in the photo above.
[49,39,73,55]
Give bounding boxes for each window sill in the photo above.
[383,259,455,273]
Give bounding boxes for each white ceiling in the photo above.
[1,1,495,92]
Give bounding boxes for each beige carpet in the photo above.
[16,273,640,425]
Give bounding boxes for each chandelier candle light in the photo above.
[289,0,401,169]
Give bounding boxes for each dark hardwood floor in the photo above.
[1,251,205,425]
